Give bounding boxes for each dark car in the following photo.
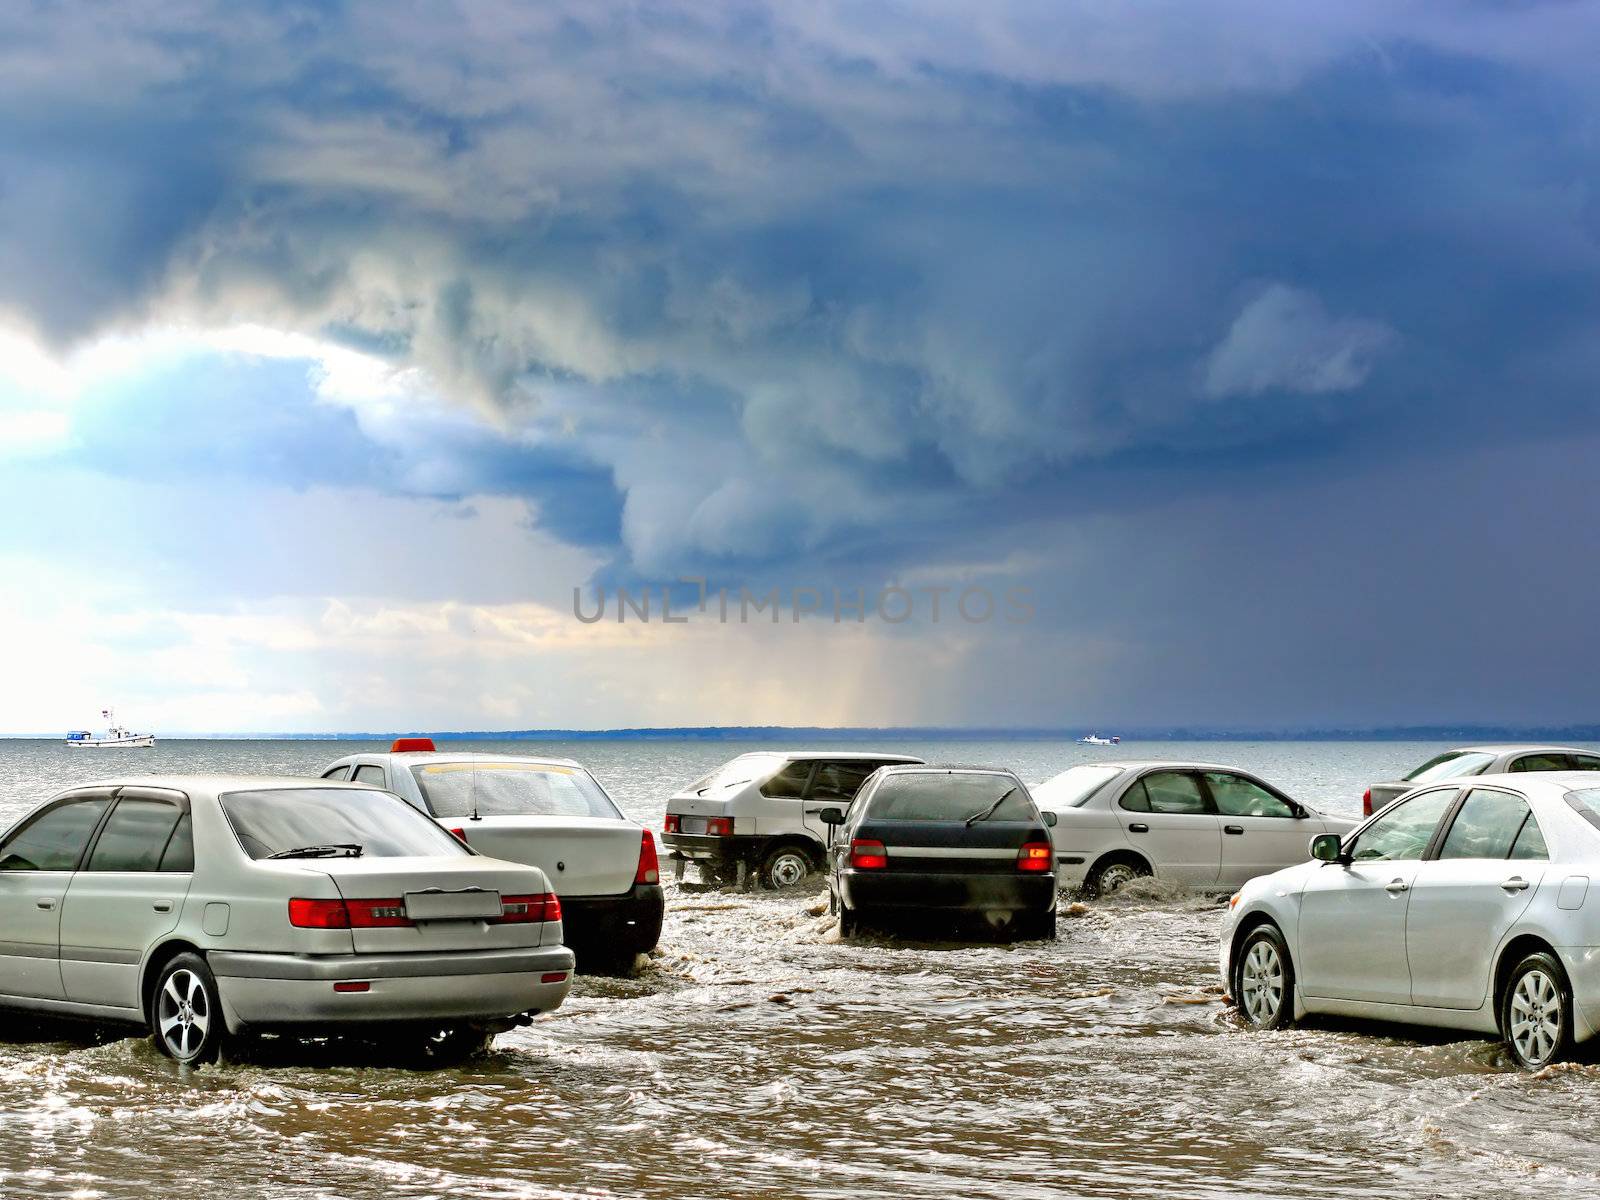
[821,766,1059,940]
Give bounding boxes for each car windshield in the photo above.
[686,754,787,795]
[222,787,469,860]
[411,762,622,819]
[867,773,1035,822]
[1034,765,1125,808]
[1405,751,1497,783]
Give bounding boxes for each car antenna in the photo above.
[470,761,482,821]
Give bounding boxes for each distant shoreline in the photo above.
[7,725,1600,742]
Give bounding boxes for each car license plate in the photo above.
[403,889,502,921]
[681,817,708,834]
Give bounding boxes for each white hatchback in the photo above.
[1034,761,1355,896]
[1224,772,1600,1069]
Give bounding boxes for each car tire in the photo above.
[838,906,860,937]
[421,1025,493,1064]
[1084,856,1150,898]
[1017,909,1057,941]
[759,845,814,890]
[1233,924,1294,1031]
[151,952,227,1065]
[1501,950,1573,1071]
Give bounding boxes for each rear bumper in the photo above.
[210,946,576,1032]
[662,833,765,863]
[560,883,664,956]
[839,870,1056,915]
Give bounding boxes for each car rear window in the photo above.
[867,773,1034,822]
[686,754,787,795]
[411,762,621,819]
[1404,751,1497,783]
[1033,765,1125,808]
[222,787,469,859]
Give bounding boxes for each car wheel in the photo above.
[838,906,859,937]
[151,952,227,1065]
[760,845,813,889]
[1502,951,1573,1071]
[1234,924,1294,1031]
[421,1025,493,1064]
[1085,857,1149,898]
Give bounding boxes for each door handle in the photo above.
[35,897,55,910]
[1385,879,1409,894]
[1127,823,1149,834]
[1501,877,1531,892]
[153,901,173,913]
[1223,825,1244,836]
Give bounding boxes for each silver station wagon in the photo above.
[0,776,574,1063]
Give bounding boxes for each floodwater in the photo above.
[2,738,1598,1199]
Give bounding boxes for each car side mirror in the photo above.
[1310,833,1346,863]
[817,807,845,826]
[1041,810,1058,828]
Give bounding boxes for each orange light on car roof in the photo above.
[391,737,436,752]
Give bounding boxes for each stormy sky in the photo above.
[1,1,1597,733]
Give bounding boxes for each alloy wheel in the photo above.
[157,969,212,1062]
[1240,939,1285,1027]
[1509,969,1563,1067]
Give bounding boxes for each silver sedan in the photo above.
[1224,771,1600,1069]
[0,775,574,1063]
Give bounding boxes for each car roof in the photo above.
[1461,770,1600,795]
[1447,745,1594,756]
[1046,760,1257,774]
[737,750,924,762]
[63,775,379,800]
[878,763,1018,775]
[369,751,584,769]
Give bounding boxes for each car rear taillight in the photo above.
[288,897,413,928]
[289,897,351,928]
[447,826,468,843]
[493,893,561,924]
[635,829,660,885]
[1017,841,1053,872]
[705,816,734,837]
[850,839,888,869]
[663,814,680,833]
[1362,788,1372,817]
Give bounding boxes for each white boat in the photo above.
[66,710,155,749]
[1078,733,1120,746]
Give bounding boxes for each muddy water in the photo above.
[2,739,1599,1198]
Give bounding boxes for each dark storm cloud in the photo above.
[3,0,1600,723]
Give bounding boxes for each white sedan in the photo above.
[1223,772,1600,1069]
[1034,761,1355,896]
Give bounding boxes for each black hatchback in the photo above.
[821,766,1059,940]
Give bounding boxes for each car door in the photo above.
[804,761,883,844]
[59,788,193,1011]
[1205,772,1313,887]
[1508,753,1571,773]
[1404,787,1547,1009]
[1296,787,1458,1005]
[1116,771,1220,885]
[0,790,114,1000]
[1569,754,1600,773]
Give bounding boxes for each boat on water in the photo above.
[65,709,154,749]
[1078,733,1121,746]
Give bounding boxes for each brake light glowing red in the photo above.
[493,893,561,924]
[1017,841,1053,872]
[635,829,660,885]
[850,839,888,870]
[705,816,734,837]
[663,813,680,833]
[1362,788,1373,817]
[288,897,350,928]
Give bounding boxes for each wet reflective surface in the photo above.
[2,739,1599,1198]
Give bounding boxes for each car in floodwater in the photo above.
[1224,772,1600,1070]
[321,741,663,968]
[662,751,924,889]
[1360,745,1600,816]
[0,776,573,1064]
[1033,761,1356,897]
[821,765,1059,939]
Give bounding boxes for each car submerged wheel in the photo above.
[1502,951,1573,1071]
[1234,925,1294,1031]
[152,953,226,1065]
[760,846,813,889]
[1086,857,1149,898]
